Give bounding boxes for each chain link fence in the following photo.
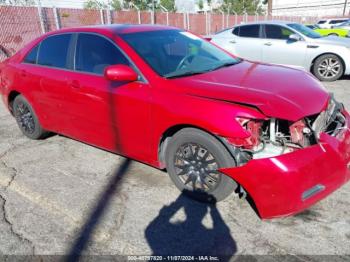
[0,3,324,62]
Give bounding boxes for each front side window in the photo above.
[339,21,350,26]
[37,34,71,68]
[317,20,326,24]
[75,34,129,75]
[24,45,39,64]
[265,25,293,40]
[287,23,321,39]
[120,30,240,78]
[330,20,347,24]
[239,25,260,38]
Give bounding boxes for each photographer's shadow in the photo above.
[145,192,237,258]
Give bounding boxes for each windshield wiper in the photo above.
[165,60,240,79]
[165,71,205,79]
[208,61,239,72]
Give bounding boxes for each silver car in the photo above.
[334,20,350,30]
[211,21,350,81]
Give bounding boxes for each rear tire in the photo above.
[13,95,48,139]
[165,128,237,203]
[312,54,344,82]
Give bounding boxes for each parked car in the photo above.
[211,21,350,81]
[1,25,350,219]
[305,24,318,30]
[306,24,350,37]
[317,18,349,29]
[333,20,350,30]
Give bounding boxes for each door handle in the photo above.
[69,80,80,89]
[230,40,236,44]
[264,42,272,46]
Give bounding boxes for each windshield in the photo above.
[120,29,240,78]
[288,23,322,39]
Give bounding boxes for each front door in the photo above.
[63,33,152,159]
[261,24,307,69]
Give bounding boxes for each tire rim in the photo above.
[318,58,341,79]
[174,143,221,192]
[15,102,35,134]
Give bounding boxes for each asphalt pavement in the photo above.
[0,77,349,259]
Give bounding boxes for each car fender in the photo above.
[305,45,350,73]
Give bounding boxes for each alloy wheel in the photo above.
[317,58,341,79]
[15,102,35,134]
[174,143,221,192]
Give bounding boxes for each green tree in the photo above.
[198,0,204,11]
[84,0,122,10]
[222,0,264,15]
[110,0,122,10]
[84,0,107,9]
[160,0,176,12]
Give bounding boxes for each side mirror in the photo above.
[104,65,138,82]
[289,34,302,41]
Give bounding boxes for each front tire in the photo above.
[312,54,344,82]
[13,95,48,139]
[165,128,237,202]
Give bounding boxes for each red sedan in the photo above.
[0,25,349,219]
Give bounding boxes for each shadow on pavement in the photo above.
[145,192,237,260]
[66,158,131,261]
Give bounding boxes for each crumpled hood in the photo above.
[312,35,350,47]
[174,61,329,121]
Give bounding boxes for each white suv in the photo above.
[317,18,349,29]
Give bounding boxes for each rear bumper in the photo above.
[220,112,350,219]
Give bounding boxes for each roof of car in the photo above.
[45,24,178,37]
[241,20,294,26]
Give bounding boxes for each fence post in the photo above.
[243,11,248,23]
[187,12,190,30]
[100,9,104,24]
[183,12,187,29]
[37,0,45,34]
[106,3,111,24]
[53,6,60,30]
[220,10,224,30]
[160,5,169,25]
[232,9,237,26]
[205,12,209,35]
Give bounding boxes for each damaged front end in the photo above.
[221,96,350,219]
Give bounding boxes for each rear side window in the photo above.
[239,25,260,38]
[37,34,71,68]
[75,34,129,75]
[265,25,293,40]
[232,27,240,36]
[317,20,326,24]
[24,45,39,64]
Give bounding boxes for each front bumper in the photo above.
[220,111,350,219]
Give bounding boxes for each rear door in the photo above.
[261,24,307,68]
[231,24,265,62]
[20,33,74,133]
[212,25,264,62]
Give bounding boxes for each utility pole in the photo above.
[344,0,348,16]
[268,0,272,17]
